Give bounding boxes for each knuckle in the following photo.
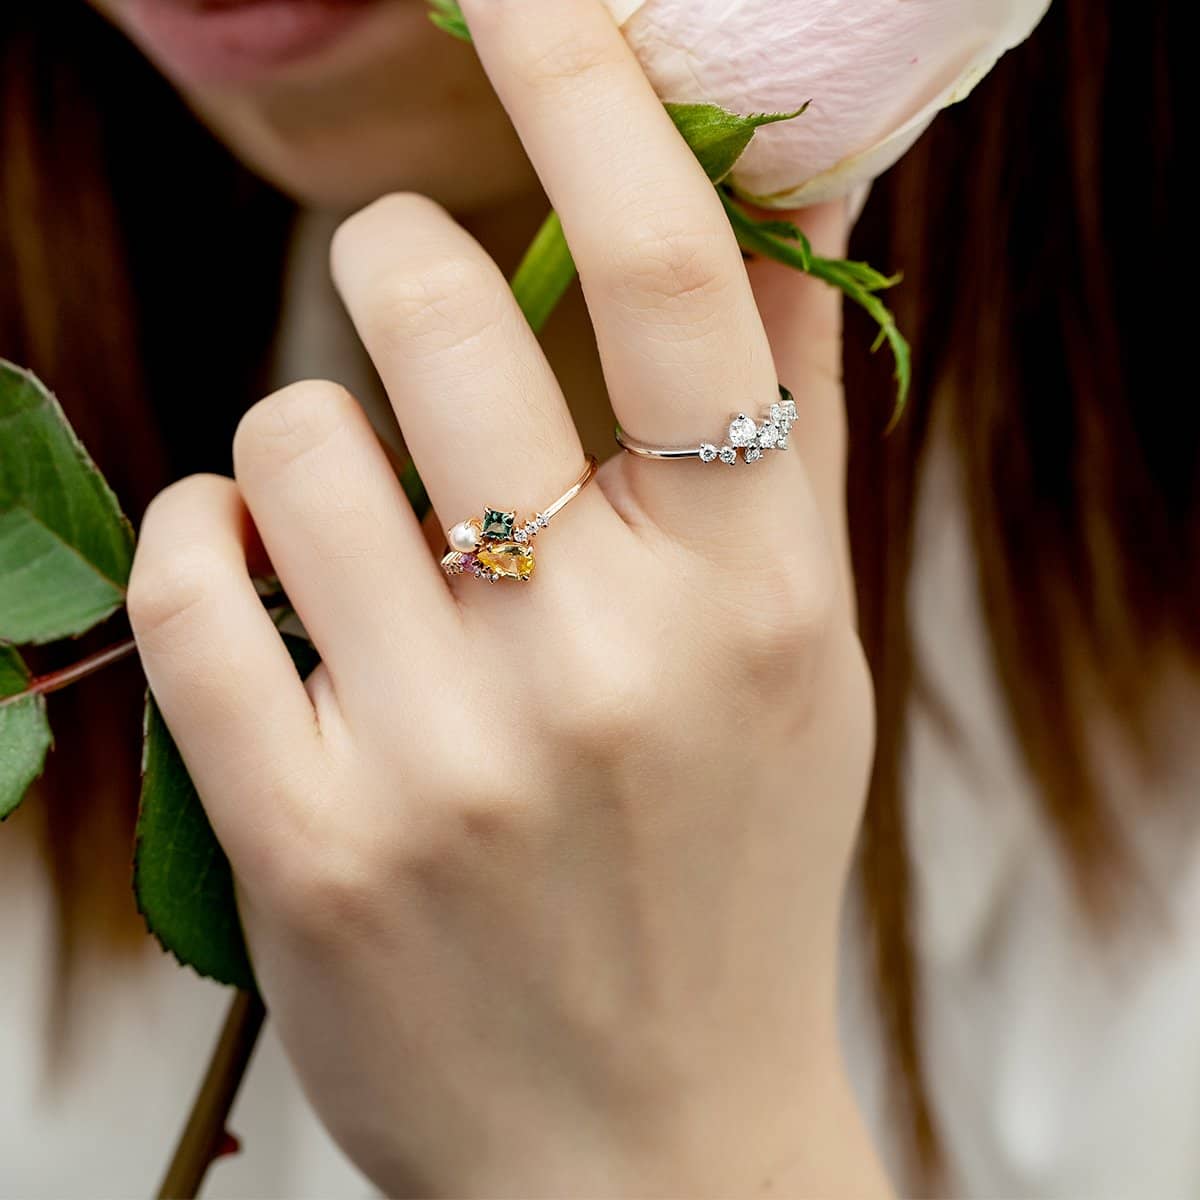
[516,26,622,92]
[260,813,382,937]
[233,380,356,475]
[127,539,229,642]
[361,251,505,354]
[603,224,730,309]
[729,559,840,679]
[537,641,653,752]
[700,552,835,696]
[271,847,375,938]
[403,786,527,878]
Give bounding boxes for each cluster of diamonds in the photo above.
[697,391,797,466]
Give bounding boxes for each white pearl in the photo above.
[448,521,479,553]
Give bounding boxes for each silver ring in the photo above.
[615,386,796,466]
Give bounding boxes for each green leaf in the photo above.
[720,193,911,425]
[749,217,807,245]
[0,645,53,820]
[664,102,808,184]
[428,0,471,41]
[510,210,577,335]
[0,360,135,644]
[134,634,321,990]
[399,458,431,521]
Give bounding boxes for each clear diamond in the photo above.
[699,442,718,463]
[744,446,763,464]
[513,528,528,543]
[770,402,784,424]
[778,434,790,450]
[718,446,737,465]
[535,512,548,528]
[757,422,781,449]
[778,396,797,423]
[728,414,757,448]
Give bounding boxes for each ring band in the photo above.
[441,456,598,583]
[615,386,796,466]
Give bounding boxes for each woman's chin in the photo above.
[191,87,537,213]
[96,0,537,213]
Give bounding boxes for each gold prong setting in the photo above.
[440,458,599,585]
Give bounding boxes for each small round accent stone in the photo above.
[448,521,480,553]
[699,442,718,463]
[728,414,758,448]
[718,446,737,465]
[757,422,781,449]
[536,513,548,528]
[513,528,528,543]
[744,446,763,464]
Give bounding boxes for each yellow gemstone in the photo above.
[475,540,535,581]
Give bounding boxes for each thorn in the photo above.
[213,1130,241,1161]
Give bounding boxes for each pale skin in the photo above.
[120,0,890,1193]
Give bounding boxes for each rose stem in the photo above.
[156,990,267,1200]
[0,588,292,712]
[0,638,138,709]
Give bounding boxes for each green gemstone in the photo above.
[481,509,516,541]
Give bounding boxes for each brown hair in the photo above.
[1,0,1192,1180]
[1,3,291,1038]
[846,0,1194,1184]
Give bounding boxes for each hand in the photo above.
[129,0,885,1194]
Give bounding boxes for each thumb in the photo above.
[746,199,855,618]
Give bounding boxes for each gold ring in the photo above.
[441,456,598,583]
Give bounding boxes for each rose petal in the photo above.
[621,0,1052,206]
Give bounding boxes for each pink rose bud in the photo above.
[610,0,1052,207]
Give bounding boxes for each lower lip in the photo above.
[124,0,382,84]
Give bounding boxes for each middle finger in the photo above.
[459,0,785,472]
